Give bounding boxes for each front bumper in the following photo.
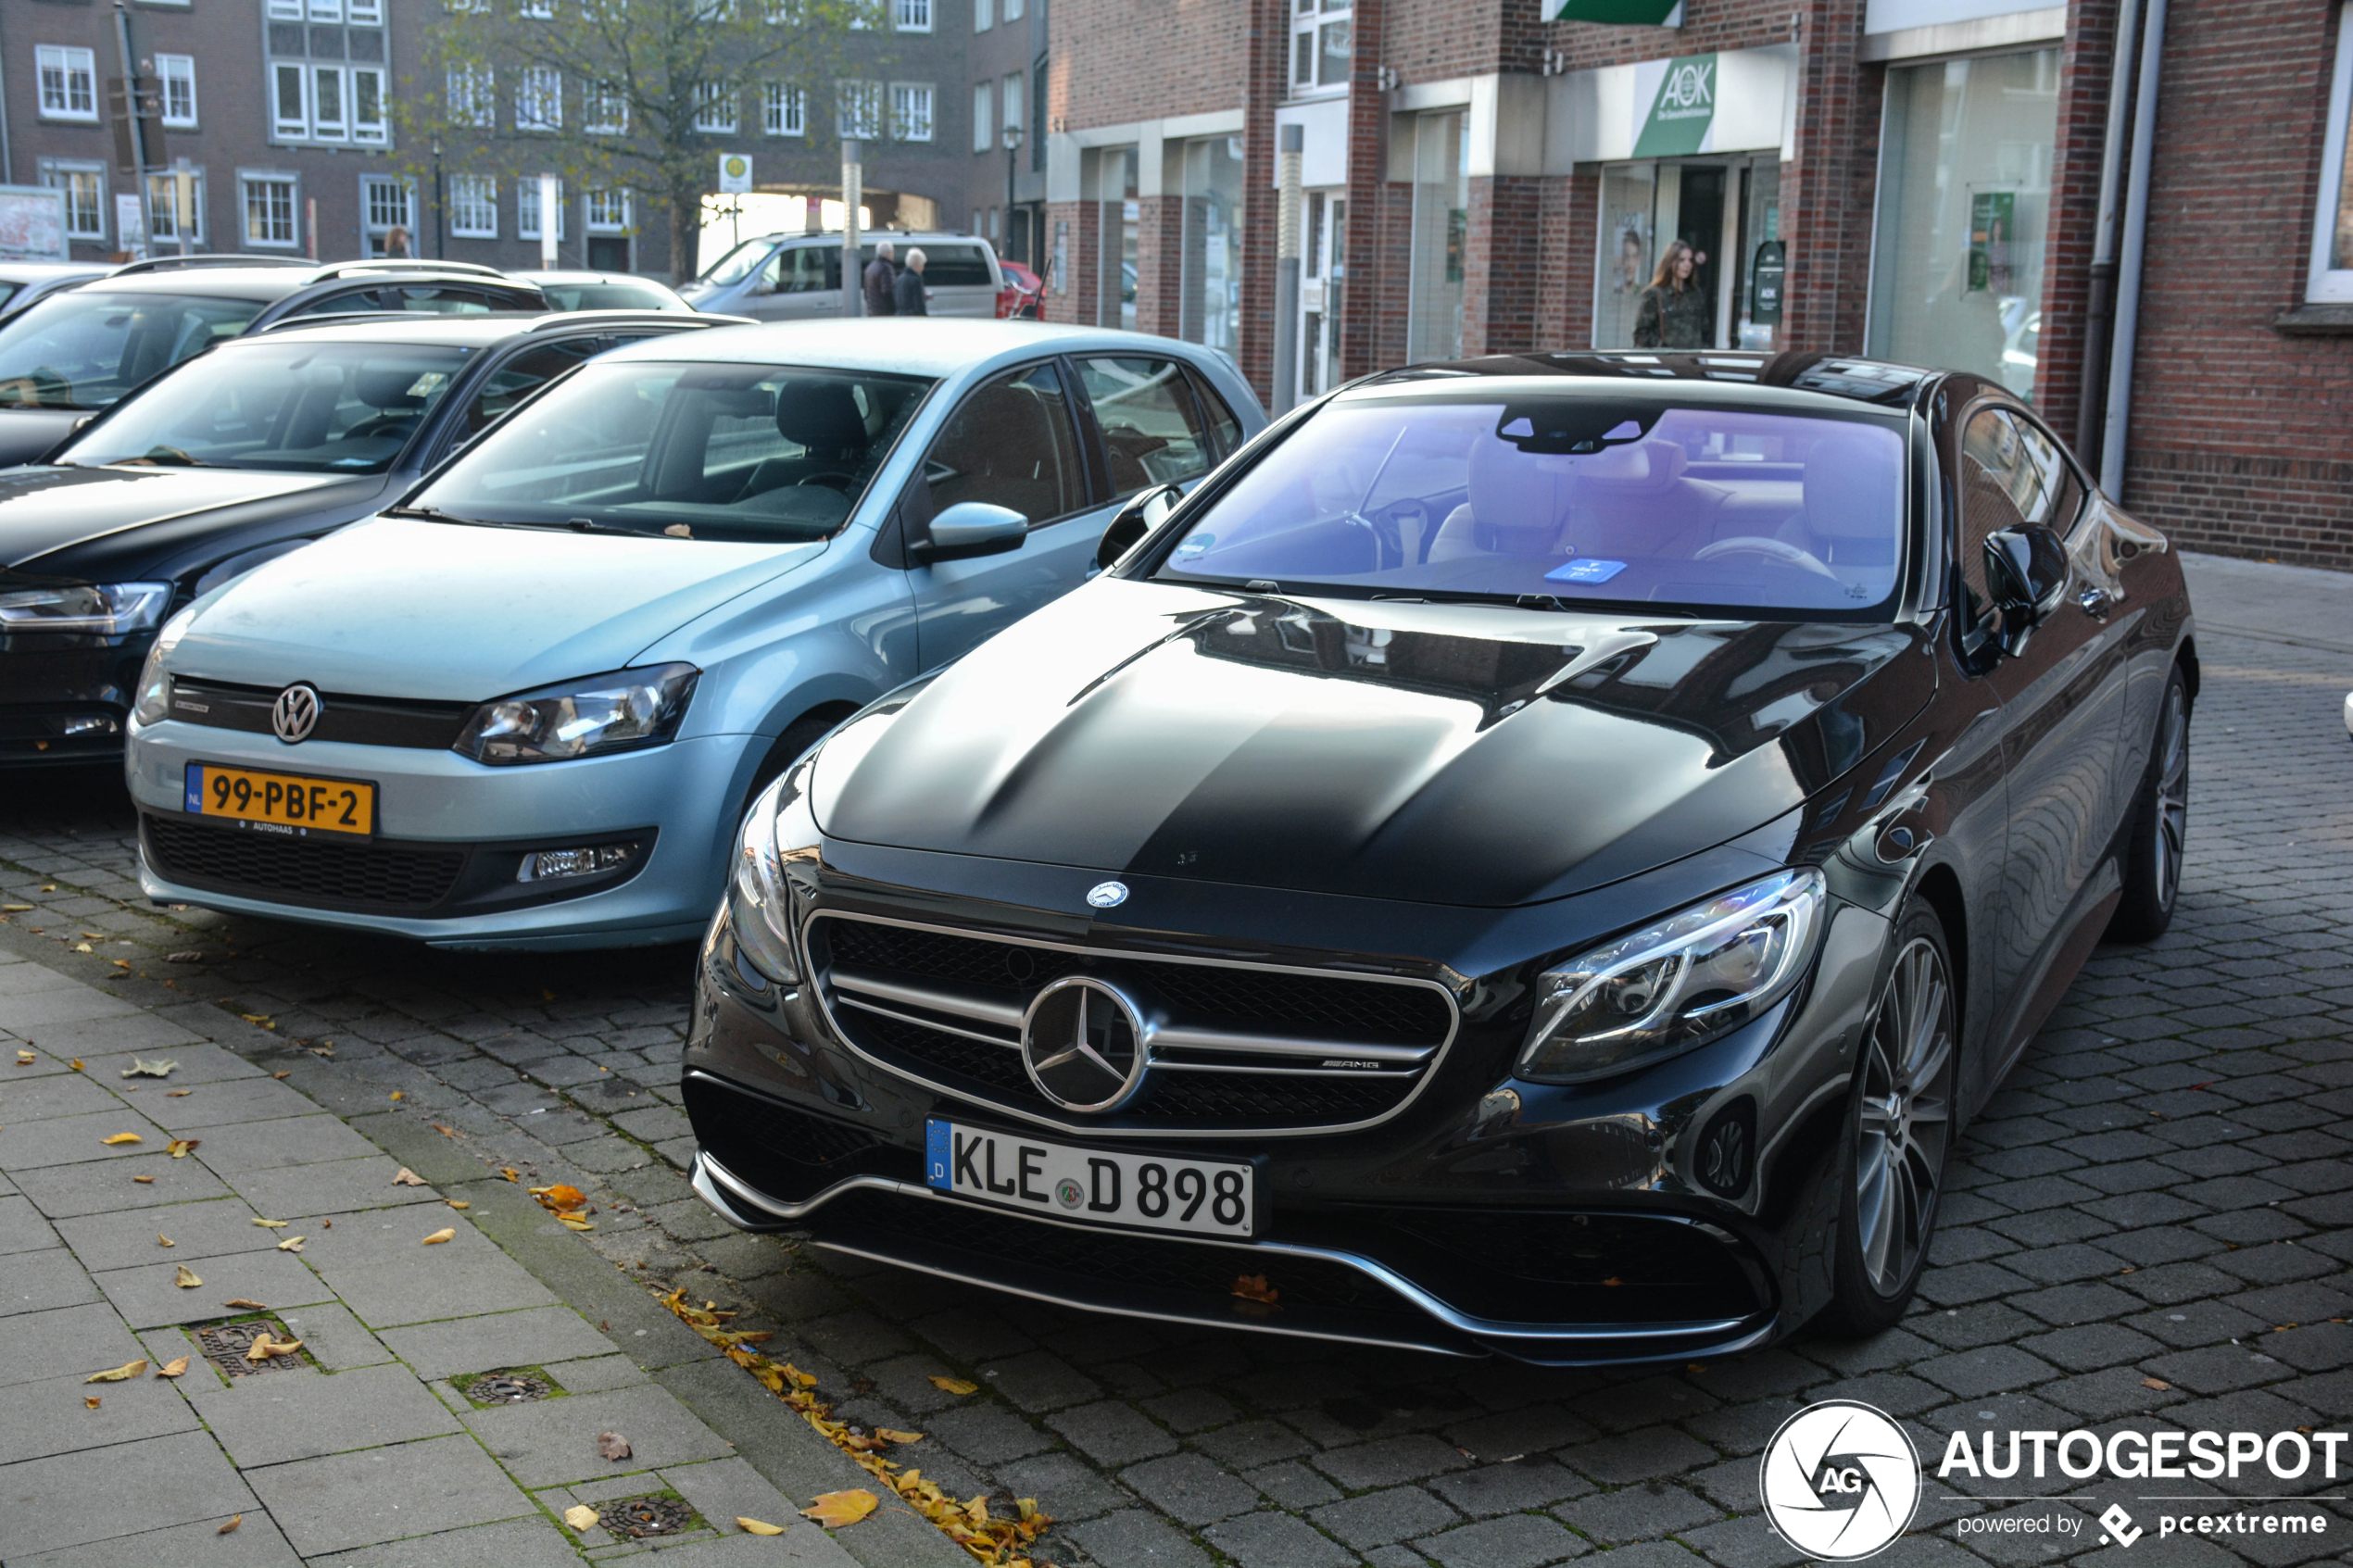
[681,848,1894,1364]
[0,632,145,765]
[126,718,754,947]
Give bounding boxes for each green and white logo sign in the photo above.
[1547,0,1684,22]
[1633,53,1717,157]
[717,153,753,194]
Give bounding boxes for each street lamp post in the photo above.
[432,140,445,259]
[1001,120,1024,267]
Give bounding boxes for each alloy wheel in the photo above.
[2151,681,2190,912]
[1854,935,1956,1297]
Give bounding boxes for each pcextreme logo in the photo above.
[1759,1401,1922,1561]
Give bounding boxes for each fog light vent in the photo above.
[1693,1096,1755,1198]
[517,842,635,882]
[53,714,120,736]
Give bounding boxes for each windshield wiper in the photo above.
[384,503,496,526]
[115,445,219,469]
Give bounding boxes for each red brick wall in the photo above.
[1778,0,1876,355]
[1462,175,1545,354]
[1042,198,1099,325]
[2116,0,2353,567]
[1053,0,1257,130]
[1136,196,1184,337]
[2032,0,2124,444]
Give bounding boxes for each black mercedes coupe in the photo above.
[681,351,2195,1365]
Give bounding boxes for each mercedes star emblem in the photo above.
[271,684,322,745]
[1086,880,1129,909]
[1020,975,1151,1113]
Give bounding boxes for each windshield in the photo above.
[697,239,778,288]
[409,359,933,543]
[541,281,683,311]
[0,291,263,411]
[1154,395,1908,617]
[59,343,471,473]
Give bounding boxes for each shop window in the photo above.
[1407,109,1466,363]
[37,46,98,121]
[2309,5,2353,303]
[1866,50,2059,401]
[1180,136,1243,361]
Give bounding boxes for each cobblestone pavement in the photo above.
[2,552,2349,1566]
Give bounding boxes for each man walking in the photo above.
[893,247,930,316]
[862,240,898,317]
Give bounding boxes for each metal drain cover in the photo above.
[194,1321,304,1378]
[598,1497,695,1537]
[465,1374,551,1404]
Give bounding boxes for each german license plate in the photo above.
[185,762,375,837]
[925,1119,1259,1238]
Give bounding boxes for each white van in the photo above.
[679,232,1003,320]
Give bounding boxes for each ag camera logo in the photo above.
[1760,1400,1921,1561]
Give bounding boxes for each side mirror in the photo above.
[919,500,1028,563]
[1097,482,1183,571]
[1982,524,2069,655]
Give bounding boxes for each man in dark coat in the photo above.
[893,247,929,316]
[862,239,898,316]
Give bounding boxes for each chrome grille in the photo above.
[807,912,1457,1137]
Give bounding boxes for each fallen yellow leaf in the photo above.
[69,1059,83,1071]
[1230,1273,1278,1304]
[499,1167,521,1182]
[167,1139,198,1158]
[72,941,92,953]
[875,1428,925,1444]
[532,1183,586,1211]
[13,1049,31,1064]
[388,1090,403,1100]
[928,1375,979,1396]
[799,1490,878,1528]
[85,1396,100,1409]
[560,1216,594,1231]
[422,1227,455,1245]
[157,1358,189,1378]
[167,1089,191,1097]
[132,1175,154,1184]
[2,903,31,911]
[446,1199,470,1210]
[2144,1376,2171,1390]
[240,1014,270,1024]
[432,1123,462,1138]
[219,1515,242,1535]
[277,1236,305,1252]
[172,1265,201,1288]
[737,1517,786,1536]
[84,1359,147,1383]
[251,1217,288,1228]
[391,1168,428,1186]
[223,1298,270,1310]
[562,1505,598,1531]
[271,1071,290,1079]
[100,1133,143,1146]
[245,1334,304,1361]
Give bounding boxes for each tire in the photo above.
[1818,904,1958,1337]
[2107,665,2190,943]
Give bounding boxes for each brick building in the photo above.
[0,0,980,279]
[1037,0,2353,568]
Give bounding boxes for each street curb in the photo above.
[0,919,970,1568]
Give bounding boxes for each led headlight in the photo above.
[0,582,170,635]
[129,606,197,727]
[452,663,698,765]
[1516,868,1824,1085]
[725,762,819,986]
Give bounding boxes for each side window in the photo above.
[1188,368,1244,459]
[781,247,832,294]
[1957,406,2063,631]
[457,339,600,441]
[1076,356,1211,495]
[921,361,1084,524]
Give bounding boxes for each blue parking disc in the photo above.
[1546,558,1628,583]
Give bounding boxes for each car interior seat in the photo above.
[1780,436,1904,571]
[924,380,1067,522]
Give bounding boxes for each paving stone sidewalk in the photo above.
[1,548,2349,1566]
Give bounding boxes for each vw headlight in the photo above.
[726,763,818,985]
[452,663,698,765]
[1516,868,1824,1085]
[0,582,170,635]
[130,606,197,727]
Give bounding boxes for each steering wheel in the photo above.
[1693,535,1843,582]
[797,473,854,491]
[344,416,412,441]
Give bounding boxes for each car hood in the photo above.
[813,582,1937,907]
[0,464,357,576]
[171,516,830,700]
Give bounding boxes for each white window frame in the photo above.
[347,0,384,21]
[1290,0,1352,99]
[36,46,99,123]
[518,178,568,240]
[2309,5,2353,304]
[894,0,931,31]
[973,81,993,153]
[447,66,495,130]
[1003,0,1023,19]
[1001,70,1023,145]
[694,82,738,134]
[308,0,343,20]
[889,82,933,143]
[146,169,208,245]
[585,80,629,134]
[273,63,311,139]
[763,82,805,136]
[311,64,349,141]
[156,55,198,129]
[585,188,631,232]
[41,161,107,241]
[240,172,300,249]
[352,66,387,144]
[265,0,303,17]
[837,80,881,139]
[361,173,415,237]
[975,0,992,30]
[516,66,562,132]
[448,173,499,238]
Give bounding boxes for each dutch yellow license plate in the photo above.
[184,763,376,837]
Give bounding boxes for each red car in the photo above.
[995,260,1043,320]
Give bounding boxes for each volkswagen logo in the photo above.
[1757,1400,1919,1561]
[1021,975,1151,1113]
[271,684,322,745]
[1086,880,1128,909]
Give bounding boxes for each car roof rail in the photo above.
[252,310,422,333]
[307,258,510,282]
[111,254,313,276]
[522,308,740,331]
